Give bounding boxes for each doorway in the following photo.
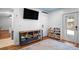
[0,8,14,48]
[63,12,78,43]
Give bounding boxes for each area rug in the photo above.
[21,39,79,50]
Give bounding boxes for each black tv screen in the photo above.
[23,8,39,20]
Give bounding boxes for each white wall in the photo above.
[0,17,12,30]
[0,9,13,33]
[48,10,63,28]
[48,9,64,38]
[12,8,48,45]
[48,8,79,29]
[38,12,48,36]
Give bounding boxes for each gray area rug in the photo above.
[21,39,79,50]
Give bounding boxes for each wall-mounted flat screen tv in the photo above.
[23,8,39,20]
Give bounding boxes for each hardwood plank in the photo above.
[0,30,10,39]
[0,36,48,50]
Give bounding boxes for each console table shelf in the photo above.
[19,30,43,45]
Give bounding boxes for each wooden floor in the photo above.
[0,36,49,50]
[0,30,10,39]
[0,36,79,50]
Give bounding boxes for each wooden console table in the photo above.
[19,30,43,45]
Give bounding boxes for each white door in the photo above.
[63,12,78,42]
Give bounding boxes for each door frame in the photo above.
[62,12,79,43]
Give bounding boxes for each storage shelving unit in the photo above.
[48,28,60,40]
[19,30,43,45]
